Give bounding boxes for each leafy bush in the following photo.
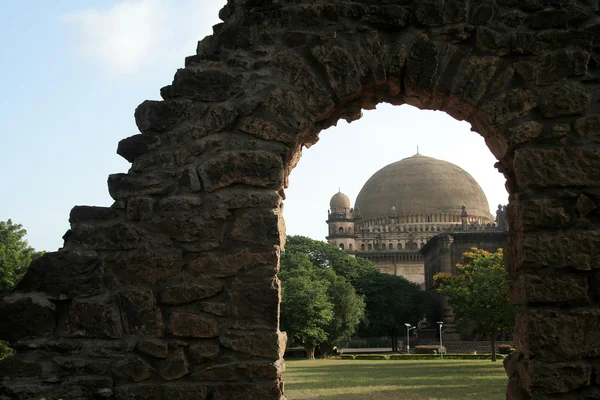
[498,345,514,355]
[415,345,446,354]
[355,354,388,360]
[0,342,12,360]
[340,354,356,360]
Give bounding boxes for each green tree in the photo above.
[280,272,333,359]
[280,242,366,358]
[356,272,431,352]
[0,219,44,359]
[0,219,42,295]
[434,248,514,362]
[283,236,379,286]
[281,236,438,354]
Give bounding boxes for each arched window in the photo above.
[347,227,352,233]
[388,243,393,250]
[361,244,365,250]
[339,243,345,250]
[427,215,431,222]
[397,243,403,250]
[368,244,372,250]
[420,242,425,249]
[338,226,344,233]
[349,243,353,251]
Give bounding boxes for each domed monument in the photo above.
[327,153,505,288]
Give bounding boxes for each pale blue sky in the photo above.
[1,1,507,252]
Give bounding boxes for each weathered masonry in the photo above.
[2,1,600,399]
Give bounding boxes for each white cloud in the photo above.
[62,0,224,75]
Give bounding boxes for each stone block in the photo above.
[511,273,589,305]
[189,342,220,363]
[177,168,203,192]
[206,187,282,211]
[134,99,193,135]
[0,356,45,378]
[539,82,590,118]
[15,252,105,299]
[126,197,154,221]
[478,88,537,126]
[537,50,590,85]
[137,338,168,359]
[120,290,163,337]
[65,294,121,339]
[575,115,600,139]
[449,55,498,106]
[148,212,227,246]
[515,308,600,361]
[311,45,361,98]
[514,148,600,187]
[53,356,110,376]
[110,246,182,285]
[198,301,228,316]
[187,249,278,278]
[212,381,284,400]
[520,230,600,270]
[108,172,176,200]
[476,27,510,56]
[159,348,189,381]
[160,281,223,305]
[162,68,242,102]
[197,150,284,192]
[167,312,219,338]
[228,208,282,247]
[68,221,161,251]
[220,329,286,359]
[117,134,162,163]
[157,195,203,212]
[114,383,161,400]
[112,355,153,382]
[229,277,280,329]
[162,384,209,400]
[192,360,282,381]
[69,206,119,223]
[271,51,334,115]
[238,117,297,145]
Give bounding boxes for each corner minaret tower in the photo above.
[326,190,356,251]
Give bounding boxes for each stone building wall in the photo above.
[1,1,600,399]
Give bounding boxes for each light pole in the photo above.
[404,323,416,354]
[437,321,444,359]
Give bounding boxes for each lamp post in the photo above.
[404,323,416,354]
[437,321,444,359]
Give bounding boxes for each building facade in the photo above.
[326,153,506,288]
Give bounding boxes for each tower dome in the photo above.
[330,191,351,209]
[355,154,493,221]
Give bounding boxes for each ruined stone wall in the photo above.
[2,0,600,399]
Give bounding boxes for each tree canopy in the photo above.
[281,236,437,355]
[280,246,366,359]
[434,247,514,361]
[0,219,43,295]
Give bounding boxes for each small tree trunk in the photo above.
[305,343,316,360]
[490,333,497,362]
[391,334,397,352]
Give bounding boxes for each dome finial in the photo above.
[417,145,419,155]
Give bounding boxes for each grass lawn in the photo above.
[283,359,507,399]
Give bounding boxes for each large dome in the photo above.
[355,154,493,221]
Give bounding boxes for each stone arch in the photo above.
[1,1,599,399]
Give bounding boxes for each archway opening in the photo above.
[283,100,512,398]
